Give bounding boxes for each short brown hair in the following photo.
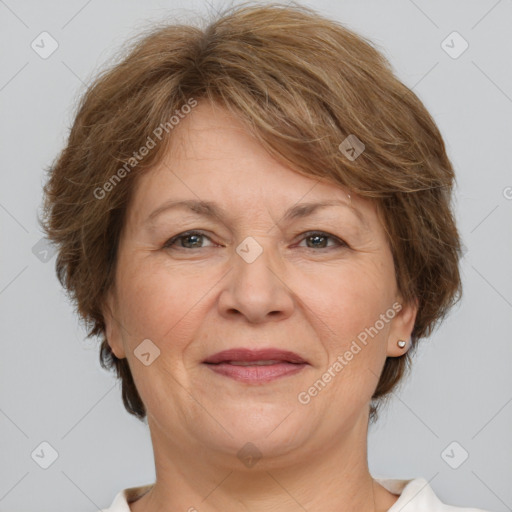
[39,2,463,424]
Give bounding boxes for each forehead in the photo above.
[126,101,377,230]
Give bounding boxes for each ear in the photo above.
[386,295,418,357]
[102,288,126,359]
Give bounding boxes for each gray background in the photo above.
[1,0,511,511]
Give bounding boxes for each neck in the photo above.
[130,412,398,512]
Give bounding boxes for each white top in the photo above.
[100,477,491,511]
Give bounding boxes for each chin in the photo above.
[203,430,311,470]
[201,413,312,455]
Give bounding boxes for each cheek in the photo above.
[116,267,203,399]
[116,260,207,350]
[304,259,394,339]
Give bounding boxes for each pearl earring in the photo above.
[397,339,407,349]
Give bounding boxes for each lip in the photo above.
[203,348,309,384]
[205,361,307,384]
[203,348,307,364]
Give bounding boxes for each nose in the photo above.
[217,237,295,324]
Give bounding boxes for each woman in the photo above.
[40,3,490,511]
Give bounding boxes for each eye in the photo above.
[163,230,215,250]
[163,230,348,251]
[296,231,347,250]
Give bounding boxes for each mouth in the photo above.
[203,348,309,384]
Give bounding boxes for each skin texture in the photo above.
[103,100,418,512]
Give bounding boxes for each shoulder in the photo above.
[100,484,153,512]
[375,476,491,512]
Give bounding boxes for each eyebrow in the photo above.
[145,198,366,228]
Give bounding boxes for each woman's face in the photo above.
[104,100,417,464]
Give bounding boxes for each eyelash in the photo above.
[162,230,348,251]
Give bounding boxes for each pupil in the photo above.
[308,235,326,248]
[184,234,201,247]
